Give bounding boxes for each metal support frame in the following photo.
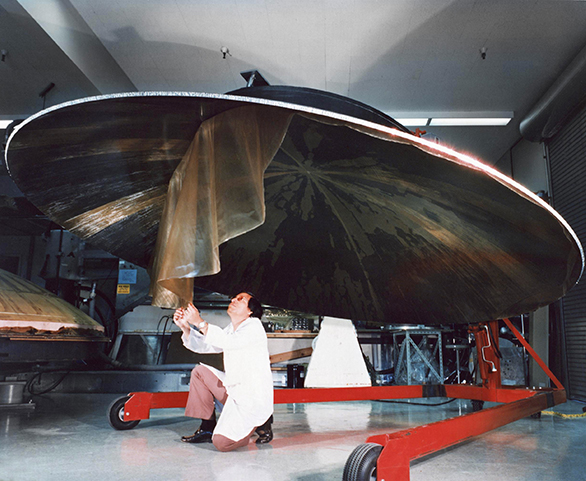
[393,328,444,385]
[116,319,565,481]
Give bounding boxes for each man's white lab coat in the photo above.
[182,317,273,441]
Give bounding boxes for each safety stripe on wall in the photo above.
[548,105,586,401]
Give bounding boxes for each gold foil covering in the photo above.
[149,105,292,307]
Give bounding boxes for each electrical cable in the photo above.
[93,304,106,325]
[93,288,119,340]
[94,288,116,317]
[157,314,170,331]
[156,315,172,365]
[26,369,72,395]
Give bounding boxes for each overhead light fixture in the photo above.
[430,117,511,126]
[390,111,513,127]
[395,118,429,127]
[0,120,12,129]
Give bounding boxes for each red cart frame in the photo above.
[115,318,565,481]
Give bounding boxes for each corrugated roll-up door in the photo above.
[548,104,586,401]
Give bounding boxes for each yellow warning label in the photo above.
[117,284,130,294]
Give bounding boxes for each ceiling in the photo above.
[1,0,586,170]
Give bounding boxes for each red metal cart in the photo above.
[107,318,565,481]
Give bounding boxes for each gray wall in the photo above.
[495,139,548,195]
[494,138,550,387]
[0,235,46,286]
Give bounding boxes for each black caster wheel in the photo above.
[471,399,485,411]
[108,395,140,430]
[530,411,542,419]
[343,443,383,481]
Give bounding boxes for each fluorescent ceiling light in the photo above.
[389,111,513,127]
[0,120,12,129]
[395,118,429,127]
[429,118,512,126]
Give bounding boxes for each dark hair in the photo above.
[245,292,264,319]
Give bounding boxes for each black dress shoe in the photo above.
[181,428,213,443]
[255,415,273,444]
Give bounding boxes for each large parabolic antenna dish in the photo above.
[0,268,105,336]
[4,86,583,325]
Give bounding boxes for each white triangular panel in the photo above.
[304,317,370,388]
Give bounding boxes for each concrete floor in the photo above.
[1,393,585,481]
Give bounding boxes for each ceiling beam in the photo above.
[16,0,136,94]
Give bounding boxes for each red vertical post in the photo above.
[470,321,501,389]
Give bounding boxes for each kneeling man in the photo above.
[173,292,273,451]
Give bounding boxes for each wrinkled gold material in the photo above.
[149,105,292,307]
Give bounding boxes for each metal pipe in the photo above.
[520,42,586,142]
[482,325,498,372]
